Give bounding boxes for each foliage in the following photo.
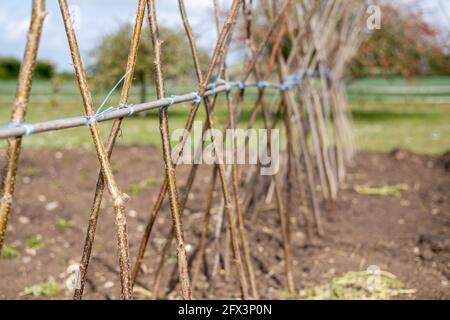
[34,60,56,79]
[0,57,21,80]
[128,178,160,194]
[20,280,63,297]
[351,4,450,78]
[354,184,410,197]
[26,234,44,249]
[89,24,210,101]
[56,218,73,230]
[133,286,153,298]
[0,245,19,258]
[0,57,55,80]
[298,270,416,300]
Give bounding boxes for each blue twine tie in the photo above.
[210,78,232,93]
[256,81,271,88]
[278,82,289,91]
[119,103,135,116]
[85,106,117,126]
[293,74,303,85]
[235,81,247,90]
[1,122,35,136]
[85,69,131,126]
[191,92,203,103]
[165,96,176,106]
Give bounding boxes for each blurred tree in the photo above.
[89,24,210,103]
[0,57,55,79]
[351,4,450,79]
[238,1,450,80]
[0,57,21,79]
[34,60,55,79]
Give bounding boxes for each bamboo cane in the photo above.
[74,0,147,300]
[59,0,132,299]
[0,0,46,250]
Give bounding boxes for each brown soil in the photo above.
[0,146,449,300]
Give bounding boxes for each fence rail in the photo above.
[348,85,450,104]
[349,86,450,94]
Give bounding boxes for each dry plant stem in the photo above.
[147,0,192,300]
[256,7,295,290]
[302,81,331,202]
[239,0,304,196]
[150,5,253,298]
[224,222,231,280]
[205,0,288,290]
[226,91,258,299]
[142,0,241,295]
[292,150,313,239]
[309,82,337,201]
[279,58,324,237]
[284,104,295,243]
[151,98,219,296]
[244,28,321,245]
[212,0,258,300]
[306,5,342,202]
[178,0,203,82]
[286,8,329,199]
[330,87,346,184]
[320,75,338,177]
[318,68,339,198]
[191,165,218,288]
[209,167,229,283]
[153,88,228,295]
[196,1,250,299]
[243,2,311,247]
[131,177,167,286]
[74,0,146,300]
[153,230,174,299]
[256,22,295,293]
[172,0,250,300]
[131,0,243,288]
[59,0,132,299]
[260,90,296,295]
[204,97,250,300]
[208,10,289,287]
[0,0,46,250]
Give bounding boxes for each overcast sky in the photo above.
[0,0,449,72]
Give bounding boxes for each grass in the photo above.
[128,177,161,194]
[352,102,450,154]
[354,184,410,197]
[0,78,449,155]
[20,280,63,298]
[0,245,19,258]
[296,269,416,300]
[56,218,73,230]
[26,234,44,249]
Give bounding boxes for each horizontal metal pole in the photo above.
[0,85,230,140]
[0,70,331,140]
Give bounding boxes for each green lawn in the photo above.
[0,78,449,155]
[351,102,450,154]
